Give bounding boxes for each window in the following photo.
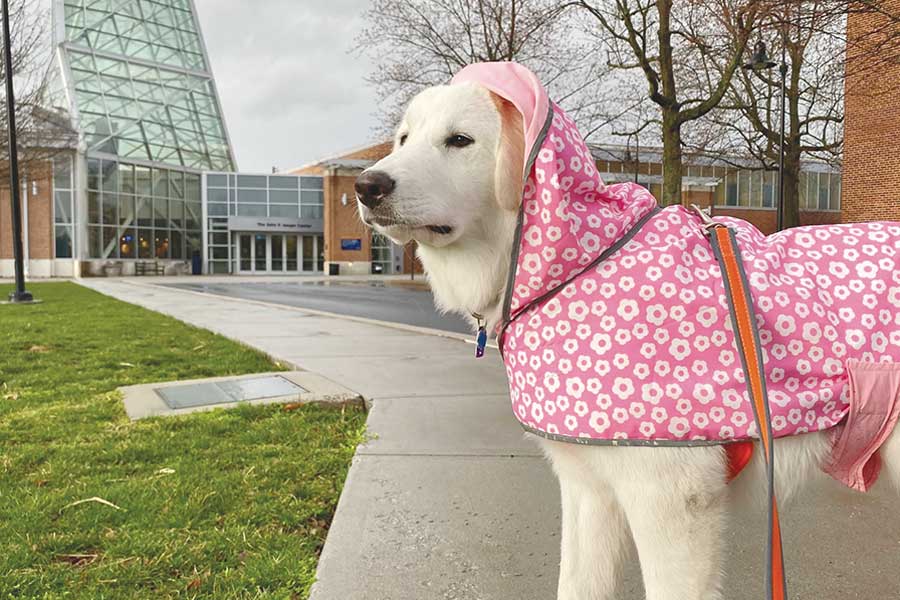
[86,157,202,261]
[829,174,841,211]
[53,156,75,258]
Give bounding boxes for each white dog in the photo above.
[355,80,900,600]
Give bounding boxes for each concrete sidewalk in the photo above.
[79,279,900,600]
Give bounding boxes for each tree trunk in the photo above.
[781,146,801,230]
[660,109,683,206]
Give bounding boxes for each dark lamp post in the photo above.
[2,0,34,303]
[742,40,787,232]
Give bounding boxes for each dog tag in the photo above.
[475,326,487,358]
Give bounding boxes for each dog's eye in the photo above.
[399,134,408,146]
[445,134,474,148]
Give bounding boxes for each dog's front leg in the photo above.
[546,441,629,600]
[614,446,727,600]
[557,476,629,600]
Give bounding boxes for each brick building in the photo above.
[842,0,900,222]
[291,140,842,276]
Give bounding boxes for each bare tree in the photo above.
[689,0,900,228]
[356,0,608,134]
[577,0,766,205]
[0,0,69,186]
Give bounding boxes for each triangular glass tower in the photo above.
[56,0,235,171]
[49,0,236,265]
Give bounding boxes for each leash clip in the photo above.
[691,204,723,235]
[472,312,487,358]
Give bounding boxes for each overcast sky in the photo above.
[193,0,382,173]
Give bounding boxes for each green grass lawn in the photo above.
[0,282,366,599]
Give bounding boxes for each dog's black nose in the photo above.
[355,170,395,209]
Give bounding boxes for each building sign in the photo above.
[227,216,323,233]
[341,238,362,251]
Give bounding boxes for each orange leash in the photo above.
[708,223,787,600]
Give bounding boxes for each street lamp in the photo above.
[2,0,34,303]
[742,40,787,232]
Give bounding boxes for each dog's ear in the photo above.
[491,94,525,211]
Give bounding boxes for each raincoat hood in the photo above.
[452,62,658,323]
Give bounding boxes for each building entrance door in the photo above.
[235,233,321,274]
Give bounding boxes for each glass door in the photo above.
[271,235,284,272]
[254,234,268,272]
[302,235,315,272]
[238,234,252,272]
[286,235,298,271]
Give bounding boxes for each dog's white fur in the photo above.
[358,82,900,599]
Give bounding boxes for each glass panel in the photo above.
[817,172,829,210]
[208,188,228,203]
[155,229,170,258]
[238,189,267,203]
[300,176,323,190]
[237,204,266,217]
[153,168,169,198]
[830,174,841,210]
[135,165,152,196]
[185,173,201,200]
[118,163,134,193]
[286,235,298,271]
[750,171,763,207]
[210,232,228,245]
[54,157,72,189]
[208,203,228,216]
[240,234,251,271]
[726,172,738,206]
[187,231,201,258]
[270,204,298,218]
[238,175,267,188]
[55,226,73,258]
[103,226,118,258]
[119,195,135,225]
[54,191,72,224]
[185,202,200,229]
[317,235,324,271]
[738,170,750,207]
[87,158,101,190]
[301,190,324,205]
[270,176,298,189]
[170,200,184,228]
[171,229,184,259]
[301,205,323,219]
[211,247,229,259]
[302,236,314,271]
[89,191,101,224]
[89,225,102,258]
[137,228,153,258]
[170,171,184,199]
[271,235,284,271]
[136,197,152,226]
[207,174,228,187]
[762,171,775,208]
[270,190,297,204]
[102,160,117,192]
[120,228,136,258]
[799,172,809,210]
[254,234,267,271]
[153,197,168,227]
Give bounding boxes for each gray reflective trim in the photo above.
[498,205,661,355]
[519,423,740,447]
[500,105,556,327]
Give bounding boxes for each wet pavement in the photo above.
[163,280,472,334]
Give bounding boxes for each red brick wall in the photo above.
[323,172,372,264]
[712,208,840,235]
[0,168,54,260]
[842,0,900,222]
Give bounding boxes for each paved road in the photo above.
[164,280,472,335]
